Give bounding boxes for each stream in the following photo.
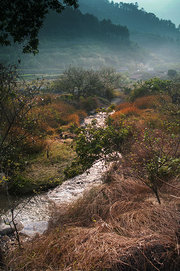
[0,112,110,237]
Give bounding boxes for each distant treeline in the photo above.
[79,0,180,39]
[41,7,129,42]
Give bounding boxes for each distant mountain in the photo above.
[78,0,180,39]
[1,5,179,76]
[0,8,145,74]
[41,8,129,42]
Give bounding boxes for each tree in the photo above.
[123,128,180,204]
[0,0,78,54]
[52,67,114,100]
[0,64,40,178]
[167,69,177,78]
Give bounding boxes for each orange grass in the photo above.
[134,95,160,109]
[66,113,80,126]
[133,94,171,110]
[30,100,86,135]
[111,106,142,123]
[115,102,132,111]
[119,106,142,116]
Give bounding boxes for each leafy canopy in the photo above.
[0,0,78,54]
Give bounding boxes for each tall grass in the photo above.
[7,173,180,271]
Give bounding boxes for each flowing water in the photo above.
[0,112,110,237]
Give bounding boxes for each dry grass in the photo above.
[115,102,132,111]
[133,95,160,109]
[18,140,76,193]
[7,173,180,271]
[7,94,179,270]
[66,113,80,126]
[111,107,142,123]
[31,99,87,136]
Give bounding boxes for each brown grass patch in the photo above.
[133,95,160,109]
[119,106,142,116]
[7,175,180,271]
[66,113,80,126]
[111,107,142,123]
[116,102,132,111]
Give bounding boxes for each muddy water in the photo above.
[0,112,110,237]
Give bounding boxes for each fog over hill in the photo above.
[78,0,180,71]
[113,0,180,26]
[0,8,145,75]
[0,1,180,76]
[79,0,180,40]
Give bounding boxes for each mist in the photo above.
[113,0,180,25]
[0,0,180,79]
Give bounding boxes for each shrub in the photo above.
[79,96,99,112]
[70,121,132,172]
[76,110,87,122]
[167,69,177,78]
[119,106,141,116]
[64,161,83,178]
[129,78,171,101]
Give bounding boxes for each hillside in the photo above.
[77,0,180,71]
[79,0,180,39]
[0,8,145,76]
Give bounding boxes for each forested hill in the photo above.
[40,7,129,42]
[79,0,180,39]
[1,7,142,74]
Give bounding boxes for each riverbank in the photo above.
[1,75,180,270]
[0,110,114,237]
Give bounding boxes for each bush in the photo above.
[70,121,132,171]
[66,114,80,126]
[64,161,83,178]
[129,78,171,101]
[79,96,99,112]
[167,69,177,78]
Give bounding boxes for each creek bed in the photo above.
[0,112,111,237]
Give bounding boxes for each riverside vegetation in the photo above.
[0,65,180,270]
[0,65,125,195]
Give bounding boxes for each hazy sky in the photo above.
[113,0,180,25]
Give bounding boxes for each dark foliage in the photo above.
[41,7,129,42]
[0,0,78,53]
